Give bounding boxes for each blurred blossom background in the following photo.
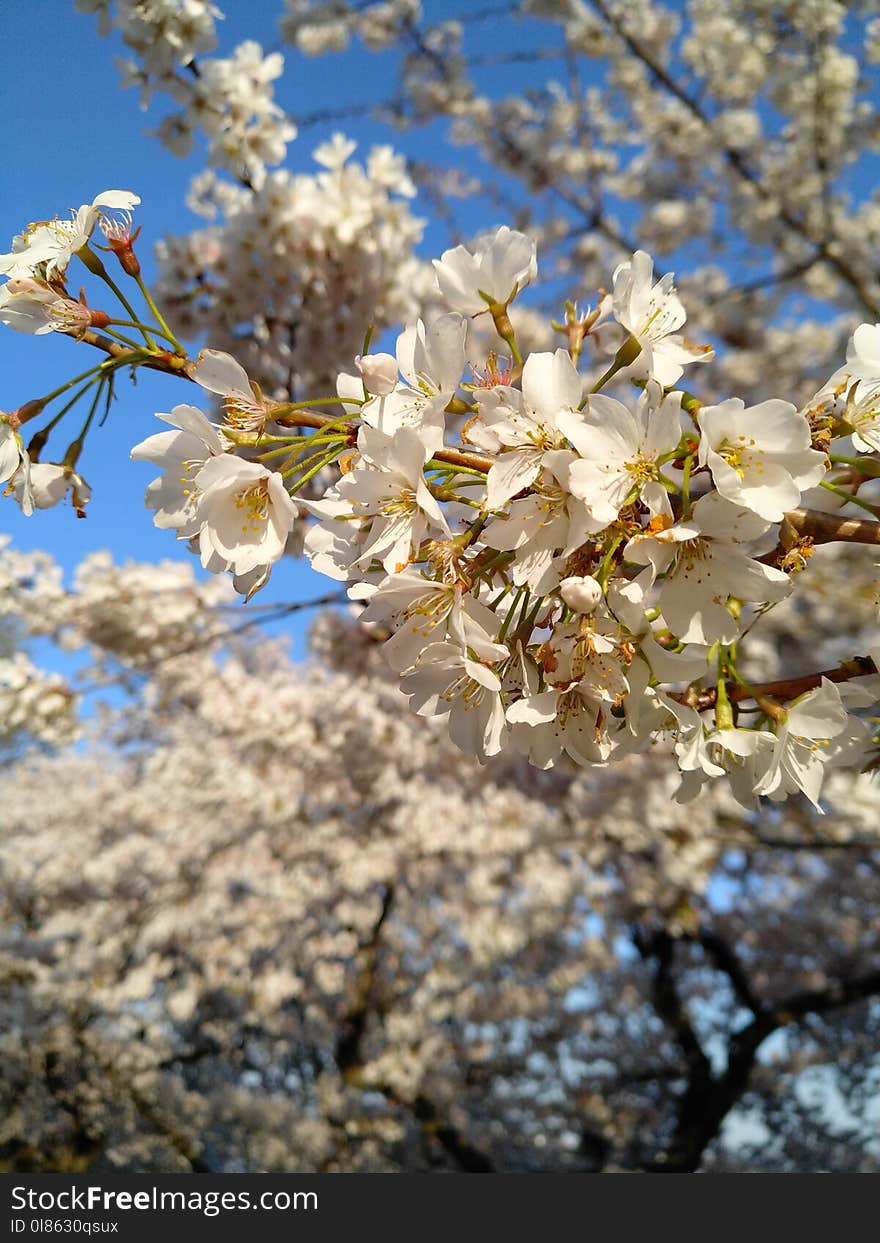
[2,0,880,1173]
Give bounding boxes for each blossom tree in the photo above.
[1,536,879,1172]
[1,0,880,1173]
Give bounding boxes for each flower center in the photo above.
[234,480,270,533]
[379,487,417,518]
[403,589,453,636]
[441,673,486,709]
[624,452,658,485]
[223,393,268,433]
[48,300,91,331]
[718,434,761,479]
[640,299,679,341]
[179,457,206,501]
[847,386,880,432]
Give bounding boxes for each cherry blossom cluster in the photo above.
[0,652,76,749]
[280,0,422,55]
[0,179,877,806]
[279,0,880,414]
[128,226,879,805]
[77,1,294,187]
[2,535,879,1171]
[153,135,429,399]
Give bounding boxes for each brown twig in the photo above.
[679,655,878,712]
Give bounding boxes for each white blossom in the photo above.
[0,190,140,279]
[608,250,712,386]
[624,493,791,645]
[402,640,507,760]
[193,456,298,577]
[433,226,537,314]
[131,404,228,535]
[698,399,826,522]
[560,383,683,524]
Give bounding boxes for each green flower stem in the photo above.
[274,397,364,413]
[94,267,154,347]
[828,453,880,477]
[281,440,346,480]
[657,472,680,492]
[595,534,624,587]
[286,448,346,495]
[25,374,106,458]
[62,376,107,468]
[432,489,482,509]
[103,326,149,351]
[37,357,131,408]
[133,273,184,355]
[486,582,514,610]
[820,478,880,518]
[478,550,515,582]
[713,646,735,730]
[498,585,527,643]
[108,318,180,348]
[486,298,523,366]
[258,435,342,462]
[681,454,694,513]
[586,334,642,400]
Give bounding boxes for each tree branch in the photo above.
[682,654,877,712]
[639,926,880,1172]
[587,0,880,317]
[783,508,880,547]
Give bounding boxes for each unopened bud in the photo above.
[99,219,142,276]
[356,352,398,396]
[559,575,603,614]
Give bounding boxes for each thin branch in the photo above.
[587,0,880,317]
[638,926,880,1172]
[681,654,877,712]
[335,883,396,1077]
[76,592,347,696]
[784,508,880,547]
[694,929,764,1017]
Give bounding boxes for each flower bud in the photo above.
[356,352,398,396]
[559,575,603,614]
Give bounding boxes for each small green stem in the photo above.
[281,440,346,479]
[498,584,527,643]
[828,453,880,478]
[36,358,125,407]
[681,455,693,514]
[585,335,643,400]
[820,478,880,518]
[108,318,180,347]
[286,448,345,495]
[63,377,106,468]
[714,651,735,731]
[595,534,624,587]
[133,273,183,354]
[96,268,154,347]
[103,325,148,351]
[486,581,514,610]
[274,397,364,413]
[258,435,341,462]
